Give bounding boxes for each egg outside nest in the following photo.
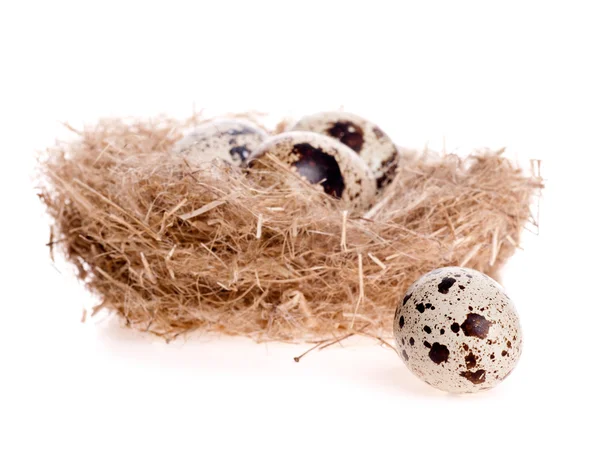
[247,131,377,211]
[393,267,523,394]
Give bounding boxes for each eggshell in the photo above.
[393,267,522,393]
[247,132,377,210]
[174,119,267,166]
[290,112,399,191]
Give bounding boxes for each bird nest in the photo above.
[38,116,542,342]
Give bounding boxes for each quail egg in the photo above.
[175,118,267,166]
[393,267,523,394]
[247,132,376,210]
[290,112,399,191]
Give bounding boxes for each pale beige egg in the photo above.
[175,119,267,166]
[290,112,399,191]
[247,132,377,211]
[393,267,523,394]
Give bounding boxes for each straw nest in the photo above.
[38,116,542,342]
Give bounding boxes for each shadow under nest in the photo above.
[39,116,543,342]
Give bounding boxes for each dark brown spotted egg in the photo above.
[174,119,268,166]
[290,112,399,192]
[393,267,522,394]
[247,132,376,210]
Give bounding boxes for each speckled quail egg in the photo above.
[174,118,268,166]
[393,267,522,394]
[290,112,399,191]
[247,132,377,210]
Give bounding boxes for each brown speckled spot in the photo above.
[465,352,477,369]
[375,154,398,190]
[372,126,385,139]
[229,145,252,162]
[409,337,415,346]
[402,293,412,306]
[416,303,425,313]
[424,325,432,334]
[429,343,450,364]
[451,322,460,333]
[326,121,364,153]
[438,277,456,294]
[424,341,431,348]
[501,350,508,357]
[226,126,256,136]
[399,315,405,328]
[460,369,486,385]
[291,143,345,198]
[401,350,409,361]
[460,313,491,339]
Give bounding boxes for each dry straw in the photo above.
[38,116,543,343]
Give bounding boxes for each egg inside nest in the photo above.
[290,111,399,192]
[174,118,267,166]
[393,267,523,394]
[247,131,377,211]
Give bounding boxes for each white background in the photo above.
[1,1,599,458]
